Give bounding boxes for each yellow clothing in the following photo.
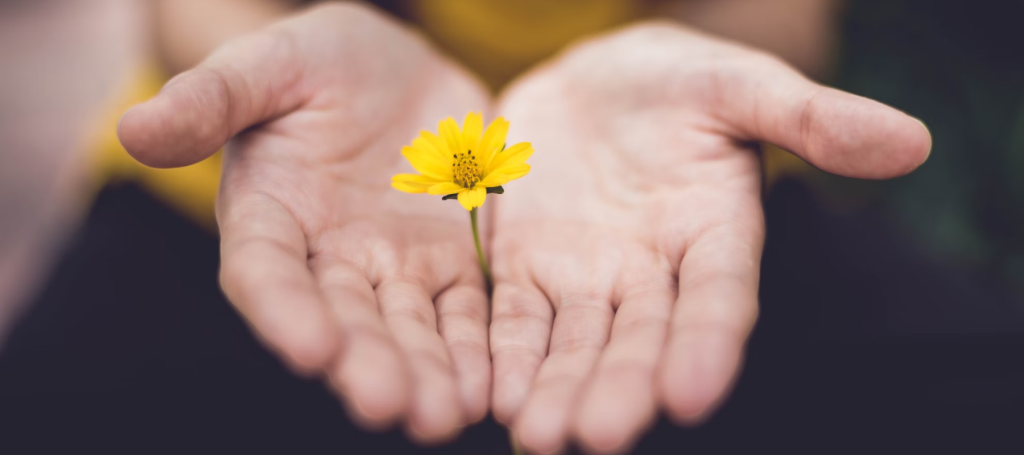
[413,0,640,90]
[88,0,806,229]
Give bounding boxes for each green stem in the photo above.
[471,208,510,452]
[469,208,493,290]
[510,429,524,455]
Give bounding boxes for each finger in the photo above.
[311,259,410,430]
[720,54,931,179]
[435,281,492,424]
[658,219,763,424]
[573,282,675,454]
[489,282,554,425]
[217,194,336,375]
[376,278,465,444]
[514,296,614,455]
[117,26,307,168]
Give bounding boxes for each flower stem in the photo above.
[510,430,524,455]
[469,208,492,289]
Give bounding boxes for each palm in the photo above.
[492,118,759,453]
[221,70,489,439]
[489,23,929,454]
[122,5,492,443]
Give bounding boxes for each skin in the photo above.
[490,23,931,454]
[118,4,931,454]
[119,4,493,444]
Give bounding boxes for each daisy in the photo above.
[391,112,532,210]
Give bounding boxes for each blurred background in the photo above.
[1,0,1022,453]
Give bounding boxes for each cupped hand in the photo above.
[117,4,493,443]
[488,22,931,454]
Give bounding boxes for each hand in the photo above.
[488,22,931,454]
[117,4,492,443]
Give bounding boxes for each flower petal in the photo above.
[492,163,531,181]
[427,181,464,196]
[473,186,488,207]
[402,146,451,180]
[478,117,509,171]
[392,173,439,186]
[438,117,464,156]
[419,131,450,160]
[463,112,484,153]
[478,171,510,187]
[486,142,533,175]
[457,186,487,210]
[412,135,449,164]
[391,173,440,193]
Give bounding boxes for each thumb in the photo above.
[117,30,306,168]
[723,58,932,180]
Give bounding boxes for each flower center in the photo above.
[452,149,481,188]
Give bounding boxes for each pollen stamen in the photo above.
[453,149,481,188]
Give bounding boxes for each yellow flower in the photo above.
[392,112,533,210]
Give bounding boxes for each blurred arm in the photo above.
[658,0,842,79]
[152,0,303,74]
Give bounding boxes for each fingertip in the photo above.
[491,399,516,426]
[906,116,933,171]
[115,104,133,142]
[491,375,528,426]
[405,419,464,447]
[577,375,655,455]
[333,345,410,430]
[804,90,933,179]
[575,414,631,455]
[513,388,576,455]
[865,109,933,178]
[577,407,638,452]
[116,100,162,166]
[221,275,338,377]
[277,323,337,376]
[338,377,407,431]
[458,364,491,424]
[661,389,715,427]
[659,370,716,426]
[490,352,536,426]
[116,70,231,168]
[463,396,489,426]
[515,415,567,455]
[405,386,465,446]
[658,332,743,426]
